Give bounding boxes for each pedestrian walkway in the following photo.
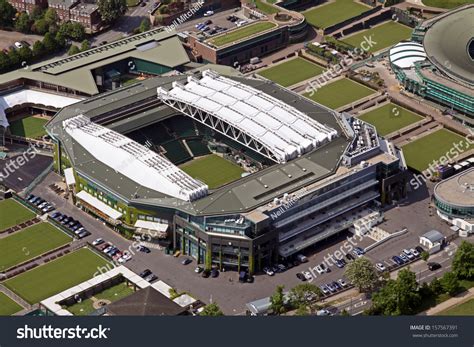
[425,287,474,316]
[0,284,30,310]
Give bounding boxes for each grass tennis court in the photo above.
[0,293,23,316]
[358,103,424,136]
[209,22,276,47]
[180,154,244,189]
[0,223,72,271]
[303,0,370,29]
[3,248,110,304]
[0,199,36,231]
[303,78,376,109]
[9,116,48,139]
[422,0,474,8]
[437,298,474,316]
[258,57,325,87]
[66,282,135,316]
[402,129,472,172]
[341,21,413,53]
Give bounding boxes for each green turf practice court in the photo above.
[0,223,72,271]
[0,293,23,316]
[209,22,276,47]
[65,282,135,316]
[0,199,36,231]
[402,129,473,172]
[303,0,370,29]
[340,21,413,53]
[8,116,48,139]
[303,78,376,109]
[422,0,474,8]
[437,298,474,315]
[358,103,424,136]
[180,154,244,189]
[3,248,110,304]
[257,57,326,87]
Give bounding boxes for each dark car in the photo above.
[51,211,61,219]
[427,262,441,271]
[204,19,212,25]
[211,268,219,278]
[61,216,72,225]
[346,253,355,261]
[296,273,306,281]
[139,269,152,278]
[181,258,192,265]
[415,246,425,254]
[201,269,211,278]
[71,223,83,231]
[78,230,90,239]
[239,271,247,283]
[138,245,151,253]
[140,1,146,6]
[392,255,404,266]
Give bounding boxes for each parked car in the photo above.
[410,248,420,257]
[78,230,90,239]
[204,19,212,25]
[320,285,329,295]
[14,41,23,49]
[276,264,286,272]
[403,249,415,260]
[203,10,214,16]
[315,265,324,275]
[211,268,219,278]
[317,309,331,316]
[346,253,355,261]
[139,269,152,278]
[428,262,441,271]
[337,279,347,287]
[326,282,337,293]
[296,254,308,263]
[399,253,409,262]
[118,253,132,263]
[181,258,192,265]
[392,255,404,266]
[201,269,211,278]
[51,211,61,219]
[375,263,386,272]
[335,259,345,268]
[303,271,312,281]
[138,245,151,253]
[263,267,274,276]
[145,273,158,282]
[415,246,425,254]
[195,266,204,274]
[92,238,104,246]
[296,273,306,281]
[239,271,247,283]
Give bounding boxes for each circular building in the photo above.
[423,6,474,86]
[434,168,474,236]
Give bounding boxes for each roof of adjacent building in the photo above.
[434,167,474,208]
[423,4,474,86]
[106,287,187,316]
[47,71,352,216]
[421,229,445,243]
[389,42,427,69]
[0,28,190,95]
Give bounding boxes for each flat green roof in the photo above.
[0,29,190,95]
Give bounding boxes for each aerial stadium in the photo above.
[47,68,407,274]
[390,4,474,125]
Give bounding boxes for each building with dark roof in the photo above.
[47,67,407,273]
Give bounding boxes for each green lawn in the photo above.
[0,223,71,271]
[3,248,110,304]
[402,129,473,172]
[9,116,48,139]
[258,57,325,87]
[66,282,135,316]
[437,298,474,316]
[303,78,376,109]
[303,0,370,29]
[252,0,279,14]
[180,154,244,189]
[422,0,474,8]
[341,21,413,53]
[0,293,23,316]
[126,0,140,6]
[358,103,424,136]
[0,199,36,231]
[209,22,276,47]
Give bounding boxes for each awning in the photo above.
[76,190,122,220]
[134,220,169,233]
[64,168,76,186]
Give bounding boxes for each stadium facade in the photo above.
[390,4,474,126]
[47,68,407,273]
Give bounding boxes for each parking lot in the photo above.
[0,30,43,51]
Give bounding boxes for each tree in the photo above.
[429,277,443,296]
[139,18,150,33]
[289,283,322,308]
[18,46,33,65]
[30,5,44,21]
[295,304,309,316]
[68,45,80,56]
[55,31,67,48]
[441,272,460,296]
[200,302,223,316]
[421,251,430,262]
[7,48,20,67]
[345,257,379,293]
[32,18,49,35]
[80,39,90,52]
[68,22,85,41]
[452,241,474,280]
[159,5,169,14]
[15,12,31,33]
[97,0,127,24]
[32,41,45,57]
[0,0,17,28]
[44,8,59,26]
[42,32,57,53]
[0,51,11,72]
[270,285,286,315]
[370,269,421,315]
